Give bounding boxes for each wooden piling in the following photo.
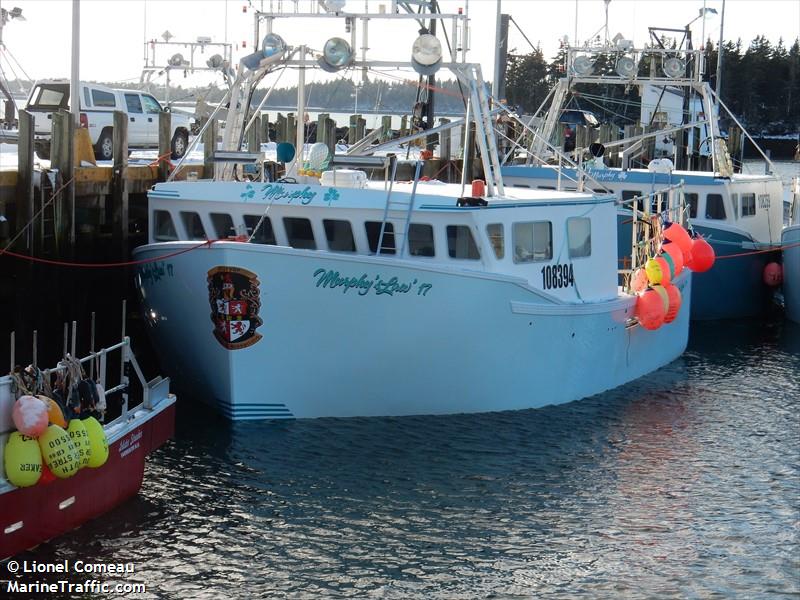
[158,111,171,182]
[16,109,34,250]
[438,118,451,160]
[51,110,75,256]
[112,111,129,258]
[247,114,262,153]
[203,118,217,177]
[276,113,287,143]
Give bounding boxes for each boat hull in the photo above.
[134,242,691,420]
[0,400,175,559]
[617,214,776,320]
[783,225,800,324]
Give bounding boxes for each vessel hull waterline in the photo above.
[783,225,800,324]
[134,242,691,420]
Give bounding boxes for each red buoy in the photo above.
[471,179,486,197]
[662,242,684,276]
[686,237,715,272]
[663,283,682,323]
[663,222,693,255]
[636,288,666,330]
[763,262,783,286]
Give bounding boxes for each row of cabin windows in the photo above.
[153,211,591,262]
[623,190,763,221]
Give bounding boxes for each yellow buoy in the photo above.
[67,419,92,468]
[38,424,80,479]
[38,395,67,428]
[645,257,663,285]
[83,417,109,468]
[3,432,42,487]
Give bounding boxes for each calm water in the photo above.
[15,318,800,599]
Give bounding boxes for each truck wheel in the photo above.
[171,130,189,159]
[35,141,51,160]
[94,129,114,161]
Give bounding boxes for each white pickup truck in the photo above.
[24,80,192,161]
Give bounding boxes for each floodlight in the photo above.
[663,56,685,78]
[321,0,346,12]
[168,53,186,67]
[261,33,287,60]
[206,54,225,69]
[318,37,354,72]
[10,7,24,20]
[411,34,443,75]
[572,55,594,76]
[615,56,637,78]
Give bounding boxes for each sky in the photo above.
[0,0,798,87]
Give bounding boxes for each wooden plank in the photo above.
[52,110,75,254]
[247,114,261,153]
[203,119,217,177]
[16,110,34,248]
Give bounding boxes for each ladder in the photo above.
[376,160,422,258]
[529,78,569,164]
[38,170,58,256]
[454,64,505,196]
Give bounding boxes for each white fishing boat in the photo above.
[501,27,784,320]
[132,3,691,420]
[783,178,800,324]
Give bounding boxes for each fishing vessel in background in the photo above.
[783,178,800,324]
[133,3,692,420]
[0,316,175,558]
[501,27,783,320]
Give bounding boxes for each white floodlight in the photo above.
[318,37,354,72]
[9,7,25,20]
[411,34,443,75]
[572,55,595,76]
[321,0,346,12]
[615,56,637,78]
[261,33,287,60]
[663,56,685,78]
[206,54,225,69]
[162,30,174,43]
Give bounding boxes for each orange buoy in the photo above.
[763,262,783,286]
[38,395,67,428]
[471,179,486,197]
[663,283,682,323]
[636,288,666,330]
[662,242,684,276]
[687,237,715,272]
[663,222,693,255]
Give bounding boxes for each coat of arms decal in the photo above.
[208,266,263,350]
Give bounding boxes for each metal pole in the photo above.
[291,46,306,176]
[714,0,725,110]
[70,0,80,126]
[491,0,502,100]
[10,331,14,372]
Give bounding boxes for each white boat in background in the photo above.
[132,3,691,420]
[501,28,784,320]
[783,178,800,324]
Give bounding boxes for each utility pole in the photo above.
[70,0,79,126]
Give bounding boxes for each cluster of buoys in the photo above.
[631,222,717,330]
[3,394,109,488]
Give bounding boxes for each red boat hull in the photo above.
[0,402,176,559]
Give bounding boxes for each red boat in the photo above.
[0,335,176,559]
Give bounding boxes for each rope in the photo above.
[715,241,800,260]
[0,239,217,268]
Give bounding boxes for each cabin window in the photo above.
[210,213,235,238]
[91,89,116,108]
[408,224,435,257]
[284,217,317,250]
[567,217,592,258]
[447,225,480,260]
[487,223,504,259]
[124,93,143,114]
[180,211,206,240]
[537,186,556,191]
[365,221,395,254]
[731,194,738,220]
[512,183,531,189]
[513,221,552,263]
[243,215,276,244]
[758,194,771,210]
[741,193,756,217]
[141,95,162,114]
[323,219,356,252]
[83,87,91,108]
[706,194,726,220]
[622,190,643,212]
[685,193,698,219]
[153,210,177,241]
